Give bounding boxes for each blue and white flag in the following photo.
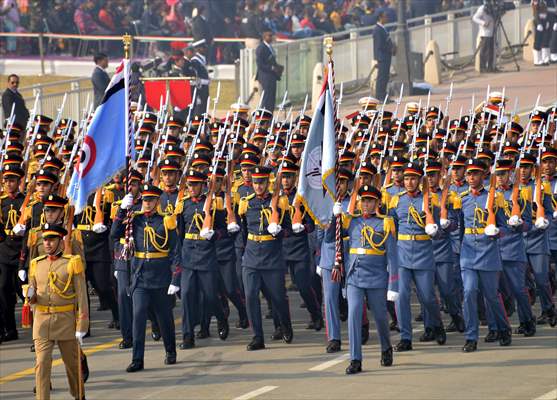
[67,60,130,214]
[297,64,337,227]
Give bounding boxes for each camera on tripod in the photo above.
[483,0,515,21]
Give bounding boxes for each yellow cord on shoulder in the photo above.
[143,222,169,252]
[48,270,76,300]
[474,207,486,227]
[408,205,425,228]
[360,225,387,255]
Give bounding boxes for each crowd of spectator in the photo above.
[0,0,479,61]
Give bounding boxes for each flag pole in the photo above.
[122,33,135,262]
[325,37,343,283]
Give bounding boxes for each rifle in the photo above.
[443,82,454,128]
[475,85,492,157]
[48,92,67,138]
[440,140,464,220]
[422,137,435,226]
[211,81,221,121]
[485,138,500,228]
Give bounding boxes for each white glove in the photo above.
[485,224,500,236]
[316,266,323,277]
[12,223,26,236]
[387,290,399,302]
[267,222,282,236]
[18,270,27,282]
[227,222,240,233]
[292,223,305,233]
[535,217,550,230]
[333,202,343,216]
[114,271,118,279]
[425,223,438,237]
[167,284,180,295]
[26,285,35,299]
[440,218,451,229]
[120,193,134,210]
[75,331,86,345]
[537,24,544,32]
[553,210,557,220]
[92,223,107,233]
[200,227,215,240]
[508,215,523,227]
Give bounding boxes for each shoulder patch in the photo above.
[67,255,84,275]
[389,194,400,209]
[164,214,177,230]
[460,190,470,197]
[238,197,249,216]
[278,195,290,211]
[383,216,396,237]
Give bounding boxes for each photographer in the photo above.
[473,1,496,73]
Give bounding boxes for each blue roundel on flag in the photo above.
[78,136,97,178]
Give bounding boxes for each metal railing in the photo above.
[239,2,531,104]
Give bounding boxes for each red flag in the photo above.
[144,79,192,111]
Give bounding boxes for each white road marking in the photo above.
[534,389,557,400]
[309,353,349,371]
[232,386,279,400]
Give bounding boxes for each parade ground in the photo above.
[1,289,556,400]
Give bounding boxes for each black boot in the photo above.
[419,327,435,342]
[164,352,177,365]
[306,318,324,331]
[380,347,393,367]
[434,326,447,345]
[345,360,362,375]
[523,319,537,337]
[196,328,210,339]
[282,325,294,344]
[119,339,132,349]
[2,330,18,342]
[448,315,465,333]
[247,336,265,351]
[498,330,512,347]
[548,307,557,327]
[514,323,526,335]
[389,320,400,332]
[484,330,499,342]
[326,339,341,353]
[151,326,161,341]
[179,336,195,350]
[236,318,249,329]
[462,340,477,352]
[270,327,283,341]
[218,319,229,340]
[126,360,144,373]
[394,339,412,352]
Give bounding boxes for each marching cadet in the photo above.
[458,159,512,352]
[73,186,119,329]
[519,152,557,325]
[238,166,293,350]
[494,159,536,337]
[111,184,178,372]
[233,154,259,295]
[280,161,323,331]
[389,162,446,352]
[342,185,397,374]
[174,170,230,350]
[110,169,143,349]
[28,224,88,400]
[0,164,25,342]
[382,156,408,209]
[158,159,180,215]
[319,168,353,353]
[426,161,465,333]
[212,166,249,329]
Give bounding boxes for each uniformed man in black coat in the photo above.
[190,41,211,116]
[256,29,284,112]
[111,184,178,373]
[373,11,394,101]
[238,166,293,351]
[1,74,29,128]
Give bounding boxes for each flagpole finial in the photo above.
[324,37,333,58]
[123,34,132,59]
